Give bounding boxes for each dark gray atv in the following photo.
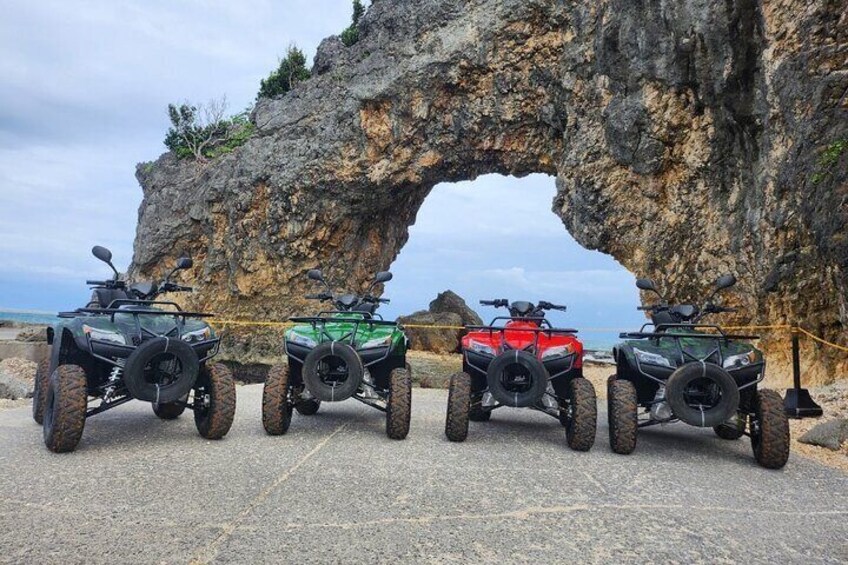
[608,274,790,469]
[32,246,235,453]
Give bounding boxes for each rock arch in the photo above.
[132,0,847,381]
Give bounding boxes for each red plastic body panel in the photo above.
[461,320,584,368]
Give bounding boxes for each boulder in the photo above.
[0,358,36,400]
[799,419,848,451]
[429,291,483,327]
[16,326,48,342]
[397,311,463,354]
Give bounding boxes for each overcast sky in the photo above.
[0,1,643,347]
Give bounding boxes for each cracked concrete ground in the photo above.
[1,386,846,564]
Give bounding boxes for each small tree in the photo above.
[257,44,311,99]
[164,97,230,162]
[341,0,366,47]
[164,97,255,162]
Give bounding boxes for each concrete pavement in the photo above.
[0,385,846,564]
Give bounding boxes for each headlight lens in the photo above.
[541,344,574,360]
[287,332,317,349]
[468,340,496,356]
[182,327,212,343]
[83,325,126,345]
[633,347,672,368]
[723,351,757,369]
[361,336,392,349]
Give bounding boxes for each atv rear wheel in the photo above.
[262,364,292,435]
[43,365,88,453]
[751,389,790,469]
[608,378,638,455]
[386,367,412,440]
[564,378,597,452]
[445,372,471,442]
[295,398,321,416]
[153,395,188,420]
[714,415,745,440]
[32,358,51,424]
[194,363,236,440]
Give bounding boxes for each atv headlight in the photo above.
[468,340,495,356]
[541,344,574,360]
[633,348,672,368]
[287,332,317,349]
[182,327,212,343]
[360,336,392,349]
[723,351,757,369]
[83,325,126,345]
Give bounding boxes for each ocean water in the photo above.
[0,310,59,326]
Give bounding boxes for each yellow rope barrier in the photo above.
[208,318,847,353]
[794,326,848,353]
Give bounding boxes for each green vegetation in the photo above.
[341,0,366,47]
[164,99,255,162]
[812,139,847,184]
[257,44,311,100]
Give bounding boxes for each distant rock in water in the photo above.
[398,290,480,354]
[429,291,483,327]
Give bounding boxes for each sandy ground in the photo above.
[1,385,846,563]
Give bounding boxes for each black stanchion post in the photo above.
[783,328,823,418]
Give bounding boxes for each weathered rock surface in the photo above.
[429,290,483,327]
[799,418,848,450]
[0,358,35,400]
[397,311,463,354]
[131,0,847,382]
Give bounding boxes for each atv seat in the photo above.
[352,303,377,318]
[90,288,130,309]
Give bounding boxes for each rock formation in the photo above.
[132,0,847,383]
[398,290,482,353]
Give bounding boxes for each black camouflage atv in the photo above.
[607,274,790,469]
[32,246,235,452]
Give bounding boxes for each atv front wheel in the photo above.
[608,378,638,455]
[262,364,292,435]
[714,415,745,440]
[564,378,597,452]
[445,372,471,442]
[194,363,236,440]
[751,389,790,469]
[295,398,321,416]
[153,395,188,420]
[43,365,88,453]
[386,367,412,440]
[32,358,51,424]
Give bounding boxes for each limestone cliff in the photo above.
[132,0,847,382]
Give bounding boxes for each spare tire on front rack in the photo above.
[123,337,199,404]
[302,341,364,402]
[486,350,549,408]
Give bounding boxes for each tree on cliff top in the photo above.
[341,0,366,46]
[164,97,254,162]
[257,44,311,100]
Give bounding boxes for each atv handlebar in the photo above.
[306,293,332,300]
[480,299,508,307]
[538,301,567,312]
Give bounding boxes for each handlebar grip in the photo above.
[479,300,496,305]
[636,306,651,311]
[86,280,106,286]
[379,298,390,303]
[305,294,323,299]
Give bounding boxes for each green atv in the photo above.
[608,274,790,469]
[262,269,411,439]
[32,246,235,452]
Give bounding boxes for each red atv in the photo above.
[444,299,597,450]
